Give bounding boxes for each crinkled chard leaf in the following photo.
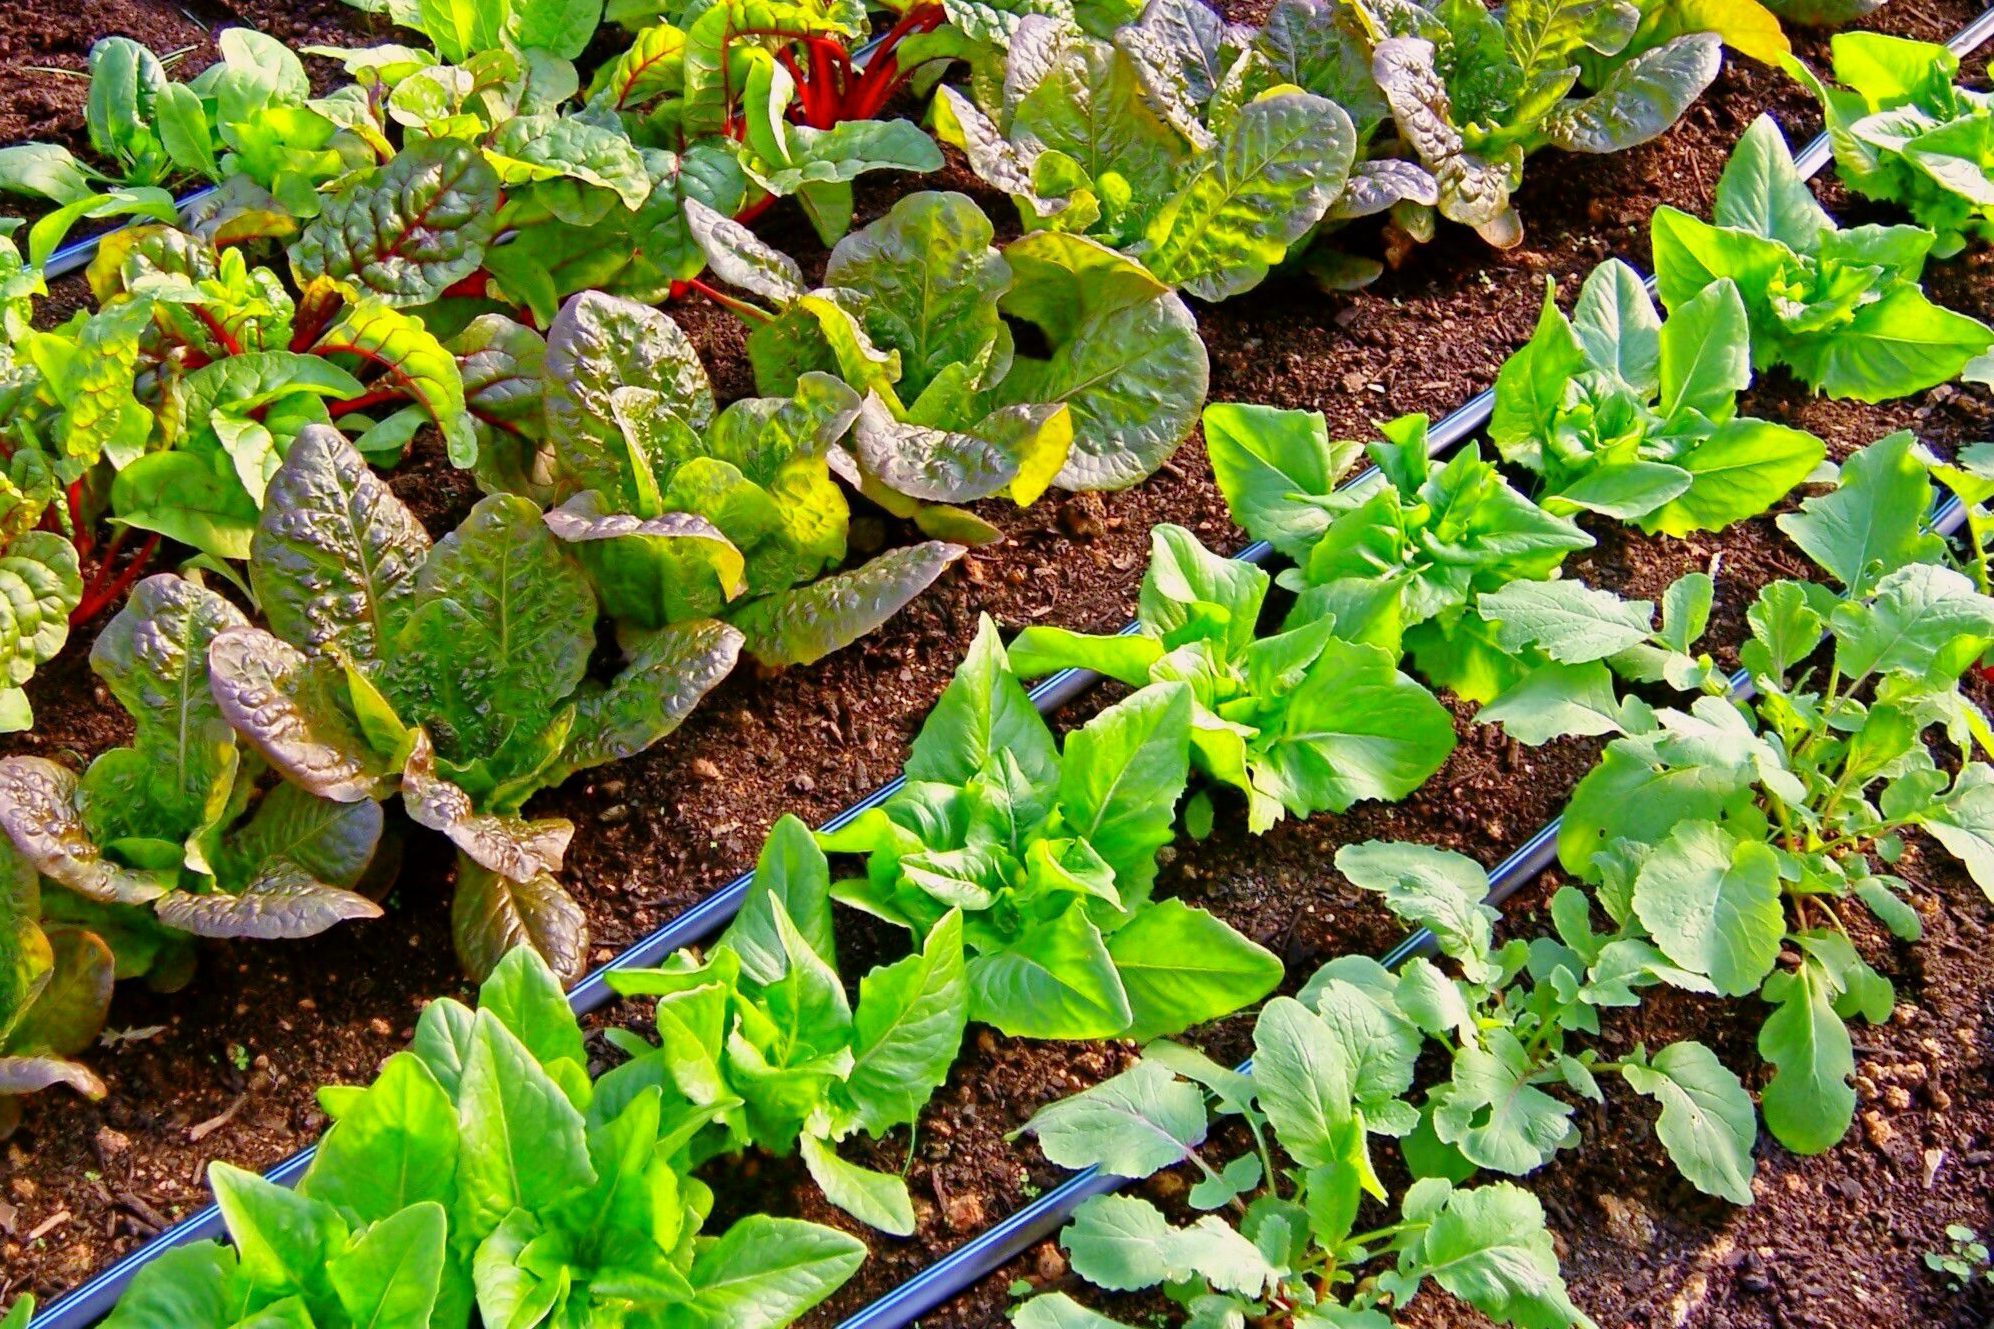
[1372,36,1519,245]
[207,626,393,803]
[728,541,964,666]
[403,731,574,884]
[486,113,650,209]
[995,230,1207,490]
[153,861,384,940]
[452,855,588,985]
[223,782,385,892]
[544,291,715,496]
[1140,91,1356,302]
[306,294,479,466]
[0,532,83,733]
[544,492,748,626]
[0,758,172,904]
[1543,34,1722,154]
[683,197,805,304]
[291,138,503,306]
[559,618,745,776]
[451,314,554,501]
[251,426,432,667]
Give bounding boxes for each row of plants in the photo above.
[3,0,1993,1323]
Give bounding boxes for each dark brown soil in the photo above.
[3,1,1993,1325]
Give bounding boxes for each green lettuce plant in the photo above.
[691,188,1208,505]
[1009,522,1455,833]
[1491,257,1825,533]
[607,815,968,1235]
[1202,401,1592,701]
[1795,31,1994,259]
[204,426,742,983]
[100,946,867,1329]
[0,575,389,1001]
[1559,433,1994,1154]
[1651,115,1994,402]
[822,616,1282,1040]
[499,289,964,666]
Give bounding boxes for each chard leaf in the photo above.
[683,197,805,304]
[223,781,383,891]
[1646,417,1824,537]
[727,540,963,666]
[545,492,747,625]
[996,231,1207,491]
[452,856,588,986]
[292,139,502,306]
[1141,91,1356,302]
[153,861,383,939]
[558,618,743,777]
[545,291,714,496]
[207,626,393,803]
[1543,34,1721,153]
[487,114,648,209]
[403,732,573,885]
[251,426,432,665]
[9,924,114,1058]
[309,294,477,467]
[452,315,552,499]
[1372,37,1517,243]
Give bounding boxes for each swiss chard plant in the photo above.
[606,814,968,1235]
[1651,115,1994,403]
[204,426,743,983]
[339,0,610,64]
[1558,433,1994,1154]
[0,575,389,996]
[100,946,868,1329]
[3,221,476,583]
[0,849,112,1139]
[1008,522,1456,833]
[1203,401,1592,701]
[1357,0,1725,248]
[930,14,1362,302]
[0,31,362,220]
[0,519,82,734]
[1491,257,1825,534]
[506,290,964,666]
[1795,32,1994,259]
[692,188,1208,503]
[822,616,1283,1040]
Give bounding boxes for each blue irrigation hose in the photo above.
[833,491,1978,1329]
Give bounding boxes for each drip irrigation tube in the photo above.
[835,497,1974,1329]
[25,7,1994,1322]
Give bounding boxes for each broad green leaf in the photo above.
[1545,34,1721,153]
[909,614,1060,789]
[305,1052,459,1223]
[210,1161,348,1299]
[545,290,714,496]
[1712,112,1832,246]
[845,910,968,1135]
[1201,402,1360,561]
[800,1133,915,1235]
[1480,579,1654,664]
[1758,957,1856,1155]
[1061,1194,1276,1297]
[1058,681,1192,909]
[1656,276,1749,429]
[1620,1041,1756,1205]
[1431,1028,1576,1174]
[683,1214,865,1329]
[293,139,501,306]
[724,814,840,989]
[252,426,430,664]
[326,1201,447,1329]
[1413,1183,1587,1328]
[1632,821,1784,997]
[727,540,963,666]
[1647,417,1824,536]
[1105,899,1281,1042]
[1570,256,1661,394]
[1477,660,1626,745]
[1832,563,1994,681]
[1252,996,1353,1167]
[453,1006,594,1240]
[1013,1294,1130,1329]
[1334,841,1495,977]
[1020,1059,1209,1178]
[968,899,1132,1038]
[1777,430,1941,594]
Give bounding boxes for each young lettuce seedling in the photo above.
[822,616,1283,1040]
[608,815,968,1235]
[688,189,1208,512]
[0,575,389,994]
[1559,433,1994,1154]
[1651,115,1994,403]
[1491,257,1826,534]
[101,946,869,1328]
[1008,522,1456,832]
[1794,31,1994,259]
[205,427,742,982]
[1202,401,1592,702]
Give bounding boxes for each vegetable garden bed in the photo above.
[1,0,1992,1326]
